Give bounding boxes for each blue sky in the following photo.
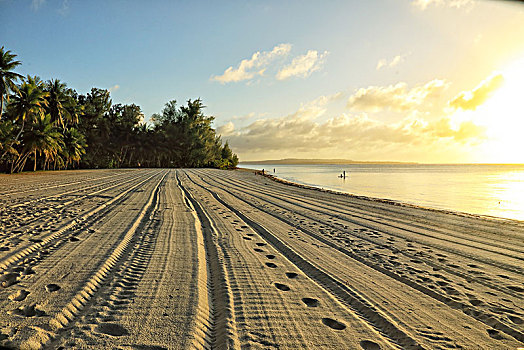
[2,0,524,162]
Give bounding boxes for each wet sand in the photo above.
[0,168,523,349]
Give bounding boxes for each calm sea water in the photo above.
[239,163,524,221]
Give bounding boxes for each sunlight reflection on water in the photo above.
[240,163,524,221]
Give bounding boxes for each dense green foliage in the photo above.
[0,47,238,173]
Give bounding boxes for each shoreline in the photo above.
[236,167,524,225]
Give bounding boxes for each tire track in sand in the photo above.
[0,170,157,248]
[182,171,423,349]
[45,171,211,349]
[176,171,240,349]
[190,170,524,346]
[19,170,168,349]
[6,169,144,209]
[208,169,524,254]
[0,171,161,274]
[0,170,132,196]
[200,170,524,271]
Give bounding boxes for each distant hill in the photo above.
[240,158,418,165]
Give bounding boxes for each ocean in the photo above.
[239,163,524,221]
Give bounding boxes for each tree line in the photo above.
[0,47,238,173]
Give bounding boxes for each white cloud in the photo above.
[58,0,70,16]
[211,43,291,84]
[376,54,409,70]
[276,50,329,80]
[229,112,257,122]
[412,0,475,10]
[219,92,343,140]
[448,74,503,111]
[347,79,448,112]
[31,0,45,11]
[217,121,235,137]
[304,92,344,108]
[224,109,484,160]
[218,87,486,161]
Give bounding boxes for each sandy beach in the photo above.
[0,168,523,349]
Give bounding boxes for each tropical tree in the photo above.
[0,47,241,172]
[219,141,239,169]
[0,46,23,119]
[0,120,19,171]
[61,127,86,169]
[45,79,78,128]
[7,75,48,142]
[77,88,112,167]
[13,115,63,172]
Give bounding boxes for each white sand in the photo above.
[0,168,523,349]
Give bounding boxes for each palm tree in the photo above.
[14,115,63,172]
[61,127,86,169]
[0,120,19,172]
[8,75,49,142]
[46,79,78,128]
[0,47,23,119]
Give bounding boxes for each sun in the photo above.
[472,56,524,163]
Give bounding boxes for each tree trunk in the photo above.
[34,151,37,172]
[0,95,4,120]
[12,152,26,173]
[12,152,29,173]
[14,119,25,143]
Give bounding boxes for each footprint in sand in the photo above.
[265,262,277,268]
[302,298,319,307]
[0,273,19,288]
[486,329,504,340]
[274,283,290,291]
[8,303,44,317]
[360,340,381,350]
[266,254,275,259]
[45,283,61,292]
[469,299,483,306]
[254,248,264,253]
[443,286,461,296]
[256,242,266,247]
[95,323,129,336]
[242,236,252,240]
[321,318,346,330]
[285,272,298,279]
[9,289,30,301]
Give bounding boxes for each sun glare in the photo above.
[474,56,524,163]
